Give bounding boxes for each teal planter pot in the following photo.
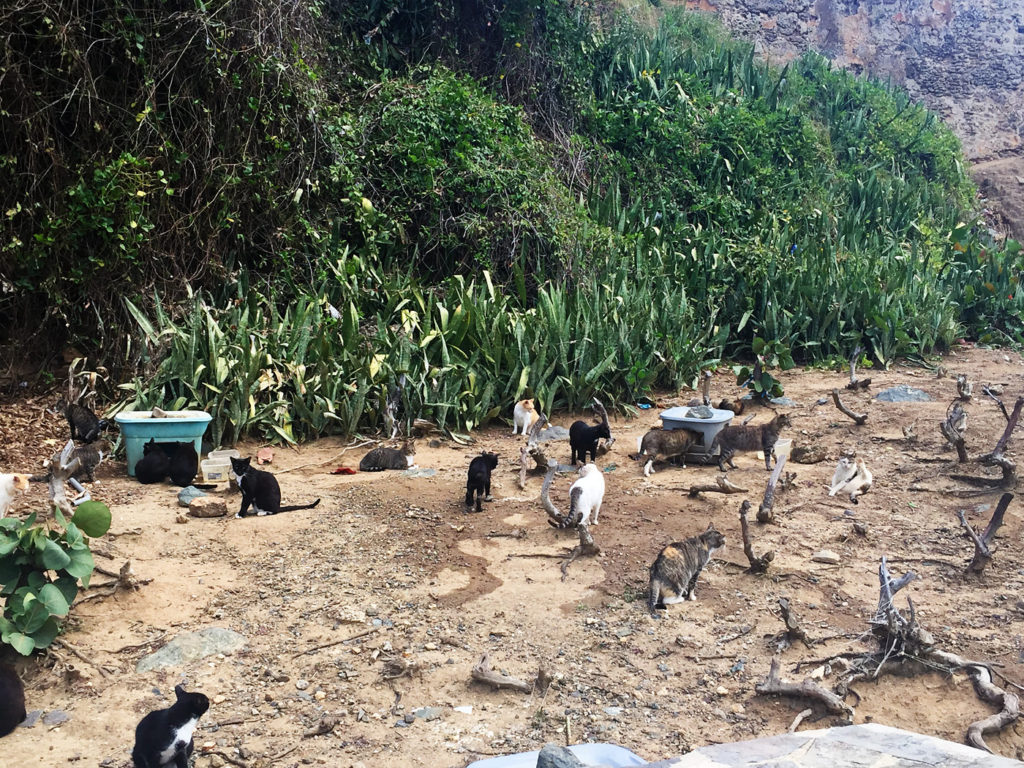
[115,410,212,477]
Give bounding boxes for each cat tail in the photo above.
[548,486,583,529]
[647,576,664,618]
[28,474,49,483]
[277,499,321,513]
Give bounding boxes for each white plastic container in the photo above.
[200,459,231,483]
[207,449,241,461]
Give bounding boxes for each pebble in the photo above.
[314,691,327,701]
[715,686,729,696]
[812,549,841,565]
[213,695,226,704]
[730,703,745,714]
[295,679,309,690]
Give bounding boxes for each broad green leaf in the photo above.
[71,501,112,537]
[37,583,71,616]
[6,631,34,655]
[40,538,72,570]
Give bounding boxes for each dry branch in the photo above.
[738,501,773,573]
[831,389,867,425]
[940,400,969,462]
[757,453,788,523]
[957,374,973,401]
[592,397,615,452]
[470,653,533,693]
[775,597,812,649]
[755,657,853,719]
[700,369,712,406]
[519,411,552,489]
[560,523,601,581]
[983,386,1010,422]
[957,493,1012,574]
[846,346,871,390]
[929,649,1021,753]
[686,476,749,497]
[978,396,1024,486]
[48,440,81,518]
[540,460,564,526]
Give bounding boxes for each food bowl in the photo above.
[114,410,212,477]
[658,406,735,453]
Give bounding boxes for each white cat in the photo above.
[512,398,540,435]
[0,474,29,517]
[828,457,873,504]
[567,463,605,527]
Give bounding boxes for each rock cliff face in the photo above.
[685,0,1024,237]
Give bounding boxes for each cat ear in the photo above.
[174,684,186,698]
[706,521,714,531]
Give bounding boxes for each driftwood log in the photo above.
[845,346,871,390]
[518,411,551,489]
[755,657,852,720]
[700,369,712,406]
[957,493,1012,574]
[983,386,1010,422]
[775,597,812,649]
[470,653,533,693]
[686,476,749,497]
[957,373,973,401]
[940,400,969,463]
[560,524,601,582]
[48,440,82,518]
[738,500,773,573]
[757,453,788,523]
[830,389,867,425]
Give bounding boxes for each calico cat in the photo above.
[550,462,605,529]
[358,441,415,472]
[568,420,610,465]
[55,398,108,444]
[230,456,320,517]
[135,440,171,484]
[0,473,30,517]
[648,524,725,617]
[635,428,702,477]
[711,412,791,471]
[465,452,499,512]
[131,684,210,768]
[0,663,25,737]
[167,442,198,488]
[512,399,540,436]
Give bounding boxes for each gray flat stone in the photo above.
[177,486,207,507]
[537,425,571,443]
[42,710,70,726]
[651,723,1021,767]
[537,743,586,768]
[876,385,932,402]
[136,627,246,672]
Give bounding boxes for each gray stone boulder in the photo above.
[136,627,246,672]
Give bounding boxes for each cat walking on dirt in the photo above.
[648,524,725,617]
[711,412,791,471]
[465,451,499,512]
[635,428,701,476]
[550,462,605,528]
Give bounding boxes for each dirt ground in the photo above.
[3,345,1024,768]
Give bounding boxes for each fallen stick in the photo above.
[957,493,1012,575]
[831,389,867,425]
[739,500,773,573]
[929,649,1021,753]
[978,396,1024,486]
[470,653,533,693]
[776,597,812,648]
[983,386,1010,422]
[846,346,870,390]
[291,626,380,659]
[940,400,968,463]
[52,639,110,678]
[788,707,813,733]
[686,476,749,497]
[276,439,375,474]
[560,523,601,581]
[755,657,853,719]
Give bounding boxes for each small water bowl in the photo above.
[114,410,212,477]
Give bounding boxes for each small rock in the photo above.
[730,703,745,714]
[212,695,226,704]
[537,743,586,768]
[413,706,443,721]
[686,405,714,419]
[314,690,327,701]
[20,710,42,728]
[295,679,309,691]
[791,444,826,464]
[769,397,798,407]
[812,550,841,565]
[603,706,623,716]
[42,710,70,726]
[177,486,207,507]
[876,385,931,403]
[853,521,868,536]
[136,628,246,672]
[175,513,189,524]
[256,447,274,465]
[715,686,729,696]
[188,497,228,518]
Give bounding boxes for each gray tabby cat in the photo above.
[711,412,791,471]
[358,440,415,472]
[648,524,725,617]
[30,440,109,484]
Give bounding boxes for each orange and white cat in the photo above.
[512,398,540,435]
[0,473,29,517]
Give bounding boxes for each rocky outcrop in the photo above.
[686,0,1024,237]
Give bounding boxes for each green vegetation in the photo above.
[0,503,111,655]
[3,0,1022,441]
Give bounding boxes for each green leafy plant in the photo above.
[733,338,794,399]
[0,502,111,655]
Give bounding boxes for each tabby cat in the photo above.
[230,456,320,517]
[711,412,791,471]
[30,440,109,485]
[635,428,702,476]
[648,523,725,617]
[55,398,108,444]
[358,441,415,472]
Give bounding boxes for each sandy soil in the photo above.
[3,345,1024,768]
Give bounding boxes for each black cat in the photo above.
[0,663,25,738]
[167,442,198,487]
[569,420,610,465]
[135,440,171,484]
[229,456,320,517]
[131,684,210,768]
[56,398,108,444]
[465,451,499,512]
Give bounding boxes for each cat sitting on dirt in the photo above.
[648,523,725,617]
[465,451,499,512]
[358,441,415,472]
[511,398,540,436]
[634,428,702,476]
[131,684,209,768]
[0,473,30,517]
[230,456,320,517]
[828,456,873,504]
[55,397,109,444]
[550,462,605,528]
[710,412,791,471]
